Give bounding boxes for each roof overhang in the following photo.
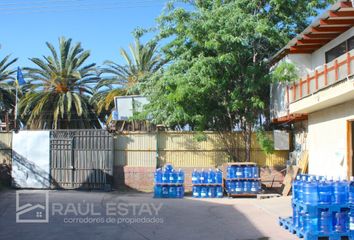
[271,0,354,64]
[272,114,308,124]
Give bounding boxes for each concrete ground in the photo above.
[0,190,295,240]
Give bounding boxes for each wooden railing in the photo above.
[288,50,354,103]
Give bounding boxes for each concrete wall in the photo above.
[307,100,354,179]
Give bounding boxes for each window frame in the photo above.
[325,39,349,63]
[325,36,354,63]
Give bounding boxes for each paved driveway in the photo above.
[0,190,294,240]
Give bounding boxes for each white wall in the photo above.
[287,54,313,77]
[307,100,354,179]
[12,131,50,188]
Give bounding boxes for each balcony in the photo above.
[271,50,354,122]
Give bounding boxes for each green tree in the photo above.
[93,37,164,118]
[142,0,333,161]
[19,37,100,129]
[0,54,17,112]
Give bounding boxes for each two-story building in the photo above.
[271,0,354,179]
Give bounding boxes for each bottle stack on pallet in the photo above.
[279,174,354,240]
[154,164,184,198]
[191,169,223,198]
[224,162,261,197]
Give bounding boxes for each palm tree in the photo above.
[19,37,100,129]
[93,37,164,116]
[0,54,17,113]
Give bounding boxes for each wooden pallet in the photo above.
[279,217,351,240]
[257,193,281,200]
[155,183,184,186]
[192,183,222,186]
[227,193,257,198]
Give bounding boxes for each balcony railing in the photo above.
[288,50,354,103]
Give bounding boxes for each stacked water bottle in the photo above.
[154,164,184,198]
[290,174,354,239]
[191,169,223,198]
[225,163,261,196]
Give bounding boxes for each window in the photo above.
[325,36,354,63]
[348,37,354,51]
[326,42,346,63]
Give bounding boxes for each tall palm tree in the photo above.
[19,37,100,129]
[0,54,17,112]
[93,37,164,116]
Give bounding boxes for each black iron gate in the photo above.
[50,130,114,190]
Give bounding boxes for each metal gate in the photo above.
[50,130,114,190]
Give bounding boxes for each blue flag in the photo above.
[17,67,26,86]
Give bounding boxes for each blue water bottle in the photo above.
[165,164,173,172]
[252,166,259,178]
[230,181,236,193]
[292,175,300,202]
[193,186,200,198]
[244,165,252,178]
[216,186,223,198]
[235,181,243,194]
[216,169,223,184]
[200,169,206,183]
[349,177,354,234]
[176,186,184,198]
[162,170,169,184]
[192,169,200,184]
[177,169,184,184]
[298,175,307,203]
[208,186,216,198]
[318,177,332,204]
[243,180,251,193]
[207,169,216,183]
[201,187,208,198]
[349,176,354,204]
[235,166,243,178]
[169,170,177,183]
[155,168,162,184]
[333,177,348,204]
[154,185,162,198]
[169,186,177,198]
[251,181,259,193]
[162,186,169,198]
[227,166,235,179]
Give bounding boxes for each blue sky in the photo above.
[0,0,168,68]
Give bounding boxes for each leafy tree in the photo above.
[142,0,333,161]
[93,37,164,118]
[0,54,17,112]
[19,37,100,129]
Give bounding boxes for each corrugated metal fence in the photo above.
[114,132,288,168]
